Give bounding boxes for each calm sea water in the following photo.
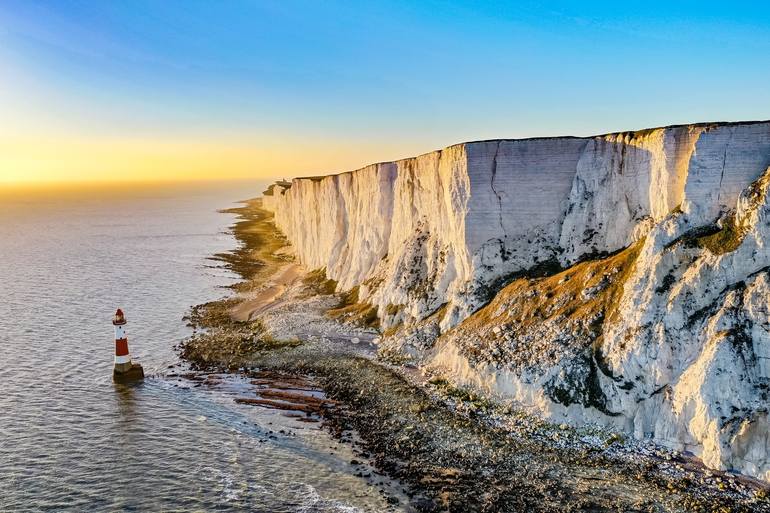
[0,182,403,512]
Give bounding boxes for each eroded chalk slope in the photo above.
[262,121,770,480]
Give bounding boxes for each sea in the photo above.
[0,181,404,512]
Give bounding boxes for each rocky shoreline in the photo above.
[178,198,770,513]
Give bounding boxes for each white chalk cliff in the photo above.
[262,121,770,481]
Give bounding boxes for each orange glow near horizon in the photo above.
[0,136,264,184]
[0,134,426,187]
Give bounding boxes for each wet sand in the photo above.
[231,262,304,321]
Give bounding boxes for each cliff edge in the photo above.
[262,121,770,481]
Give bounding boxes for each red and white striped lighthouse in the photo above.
[112,309,132,371]
[112,308,144,382]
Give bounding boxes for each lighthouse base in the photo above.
[113,363,144,383]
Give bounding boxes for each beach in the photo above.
[179,198,770,513]
[0,183,408,513]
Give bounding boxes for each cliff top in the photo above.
[286,119,770,184]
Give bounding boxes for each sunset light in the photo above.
[2,2,769,185]
[2,3,770,511]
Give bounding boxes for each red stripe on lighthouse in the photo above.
[115,338,129,356]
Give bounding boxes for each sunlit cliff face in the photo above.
[262,121,770,481]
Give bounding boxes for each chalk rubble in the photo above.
[262,121,770,481]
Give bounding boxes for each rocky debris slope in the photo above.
[262,121,770,481]
[429,166,770,482]
[264,122,770,329]
[199,197,770,509]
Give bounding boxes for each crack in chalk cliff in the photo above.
[624,193,634,220]
[330,180,350,273]
[716,128,734,208]
[490,141,506,238]
[618,140,627,176]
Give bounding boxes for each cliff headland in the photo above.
[180,149,770,511]
[261,121,770,484]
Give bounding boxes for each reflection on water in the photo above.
[113,383,139,422]
[0,181,404,512]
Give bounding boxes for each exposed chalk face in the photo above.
[431,163,770,482]
[265,122,770,324]
[262,120,770,481]
[557,127,704,262]
[683,124,770,224]
[463,138,586,252]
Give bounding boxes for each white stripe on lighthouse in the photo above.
[115,354,132,364]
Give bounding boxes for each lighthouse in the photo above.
[112,308,144,383]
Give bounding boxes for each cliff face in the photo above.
[262,121,770,481]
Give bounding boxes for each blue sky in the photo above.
[1,1,769,182]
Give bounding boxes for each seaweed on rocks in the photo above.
[180,300,301,370]
[177,197,770,513]
[211,198,291,288]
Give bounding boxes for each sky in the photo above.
[1,1,769,184]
